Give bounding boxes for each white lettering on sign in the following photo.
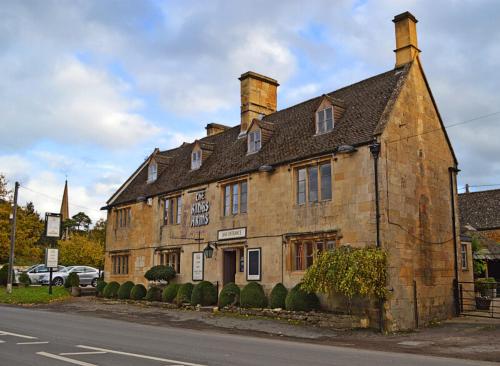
[191,190,210,227]
[45,248,59,268]
[192,252,204,281]
[218,227,247,241]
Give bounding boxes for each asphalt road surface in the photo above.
[0,305,495,366]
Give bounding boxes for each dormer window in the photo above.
[316,107,334,134]
[191,150,202,170]
[248,130,261,154]
[147,161,157,183]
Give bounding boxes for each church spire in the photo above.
[60,179,69,221]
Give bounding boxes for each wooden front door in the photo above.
[223,250,236,285]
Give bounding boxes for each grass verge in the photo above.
[0,286,70,304]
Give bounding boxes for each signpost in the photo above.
[45,213,62,295]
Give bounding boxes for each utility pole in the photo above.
[6,182,19,294]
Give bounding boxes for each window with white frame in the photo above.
[191,150,202,170]
[147,161,157,183]
[316,107,334,134]
[248,130,262,153]
[461,243,468,270]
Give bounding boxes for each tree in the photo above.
[0,174,11,201]
[71,212,92,232]
[89,219,106,246]
[58,233,104,268]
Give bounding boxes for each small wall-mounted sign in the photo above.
[218,227,247,241]
[45,213,62,238]
[45,248,59,268]
[192,251,204,281]
[191,190,210,227]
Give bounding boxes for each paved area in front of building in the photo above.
[1,305,498,366]
[22,297,500,363]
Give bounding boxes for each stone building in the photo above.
[459,188,500,280]
[103,12,473,330]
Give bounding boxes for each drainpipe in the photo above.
[369,141,383,332]
[448,166,460,316]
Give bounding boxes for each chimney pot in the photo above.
[239,71,279,137]
[393,11,420,67]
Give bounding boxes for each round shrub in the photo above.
[145,286,162,301]
[144,265,176,283]
[191,281,217,306]
[176,283,194,305]
[240,282,267,308]
[218,282,240,308]
[269,283,288,309]
[18,272,31,286]
[162,283,180,303]
[96,279,107,296]
[103,281,120,298]
[0,264,13,286]
[65,272,80,288]
[130,284,147,300]
[117,281,135,300]
[285,283,320,312]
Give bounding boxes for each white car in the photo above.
[39,266,102,287]
[21,264,66,285]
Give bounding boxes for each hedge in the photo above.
[117,281,135,300]
[191,281,217,306]
[96,279,107,296]
[162,283,180,303]
[145,286,162,301]
[285,283,320,312]
[240,282,267,308]
[269,283,288,309]
[130,284,147,300]
[103,281,120,298]
[176,283,194,305]
[218,282,240,308]
[64,272,80,288]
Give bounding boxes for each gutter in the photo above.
[448,166,460,316]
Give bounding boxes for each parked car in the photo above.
[21,264,66,285]
[39,266,102,287]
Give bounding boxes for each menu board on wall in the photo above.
[192,252,204,281]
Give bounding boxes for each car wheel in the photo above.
[81,284,88,287]
[52,277,64,286]
[91,278,97,287]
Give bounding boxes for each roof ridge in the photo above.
[459,188,500,196]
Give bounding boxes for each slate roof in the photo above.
[107,64,410,207]
[459,189,500,230]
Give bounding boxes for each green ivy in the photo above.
[301,246,388,304]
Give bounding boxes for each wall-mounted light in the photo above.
[336,145,357,154]
[259,165,274,173]
[203,242,217,258]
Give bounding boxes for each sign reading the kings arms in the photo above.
[191,190,210,227]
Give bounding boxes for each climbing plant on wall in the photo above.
[301,246,388,305]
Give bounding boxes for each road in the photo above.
[0,305,495,366]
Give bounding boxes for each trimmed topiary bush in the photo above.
[130,284,147,300]
[191,281,217,306]
[176,283,194,305]
[269,283,288,309]
[144,265,176,283]
[285,283,320,312]
[218,282,240,308]
[96,279,107,296]
[162,283,180,303]
[145,286,162,301]
[18,272,31,287]
[0,265,9,286]
[103,281,120,298]
[117,281,135,300]
[240,282,267,308]
[65,272,80,288]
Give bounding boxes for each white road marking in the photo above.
[77,345,207,366]
[37,352,98,366]
[60,351,107,356]
[0,330,38,339]
[17,341,50,345]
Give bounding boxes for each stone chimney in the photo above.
[205,123,230,137]
[239,71,279,136]
[393,11,420,68]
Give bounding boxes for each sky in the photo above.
[1,0,499,223]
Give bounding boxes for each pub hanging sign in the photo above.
[191,190,210,227]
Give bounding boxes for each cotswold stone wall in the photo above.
[379,60,473,331]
